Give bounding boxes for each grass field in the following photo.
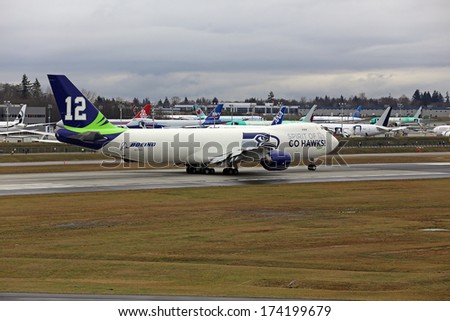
[0,179,449,300]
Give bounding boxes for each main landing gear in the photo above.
[222,167,239,175]
[185,165,239,175]
[307,163,317,171]
[186,165,215,175]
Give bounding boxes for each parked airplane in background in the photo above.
[433,125,450,136]
[164,104,207,120]
[212,106,287,127]
[370,106,423,126]
[225,105,317,126]
[126,104,224,128]
[48,74,339,174]
[109,104,151,127]
[301,106,362,123]
[322,106,407,137]
[0,105,27,132]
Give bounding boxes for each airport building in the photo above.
[0,104,47,124]
[174,103,450,118]
[2,103,449,123]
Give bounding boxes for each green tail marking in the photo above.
[64,112,126,135]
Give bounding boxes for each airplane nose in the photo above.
[331,135,339,151]
[325,132,339,153]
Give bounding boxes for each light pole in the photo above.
[338,102,345,135]
[118,104,124,125]
[4,101,11,134]
[47,104,52,123]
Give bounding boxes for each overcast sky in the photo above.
[1,0,449,102]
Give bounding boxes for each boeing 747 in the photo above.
[48,75,339,174]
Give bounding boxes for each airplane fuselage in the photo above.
[99,123,337,166]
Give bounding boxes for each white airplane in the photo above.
[126,104,224,128]
[433,125,450,136]
[322,106,407,137]
[224,105,317,126]
[48,75,339,174]
[370,106,423,126]
[301,106,363,123]
[109,104,151,126]
[0,105,27,132]
[165,104,208,120]
[208,106,287,128]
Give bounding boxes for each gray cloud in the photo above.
[1,0,449,101]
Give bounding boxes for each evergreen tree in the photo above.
[422,91,432,106]
[21,74,31,98]
[31,78,42,98]
[431,90,443,103]
[163,97,170,108]
[412,89,421,102]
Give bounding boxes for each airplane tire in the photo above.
[223,168,239,175]
[308,164,317,171]
[204,168,215,175]
[186,166,195,174]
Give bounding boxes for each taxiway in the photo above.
[1,162,449,196]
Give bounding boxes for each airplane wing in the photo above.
[24,122,57,128]
[0,129,58,142]
[375,125,408,132]
[389,126,408,132]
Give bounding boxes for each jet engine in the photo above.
[260,150,291,171]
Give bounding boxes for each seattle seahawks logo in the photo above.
[242,132,280,149]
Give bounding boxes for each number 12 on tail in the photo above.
[65,96,87,121]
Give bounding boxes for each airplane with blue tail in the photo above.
[126,104,224,128]
[48,75,339,174]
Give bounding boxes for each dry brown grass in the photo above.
[0,179,449,300]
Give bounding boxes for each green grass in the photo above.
[1,179,449,300]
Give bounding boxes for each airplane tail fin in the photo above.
[14,104,27,126]
[353,106,362,117]
[301,105,317,123]
[203,103,223,124]
[47,75,125,149]
[414,106,423,119]
[375,106,392,127]
[271,106,286,125]
[133,104,151,119]
[194,104,206,119]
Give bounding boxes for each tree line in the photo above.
[1,74,449,120]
